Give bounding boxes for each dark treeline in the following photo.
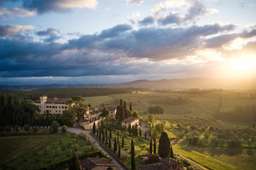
[0,93,38,128]
[3,88,138,99]
[0,93,66,130]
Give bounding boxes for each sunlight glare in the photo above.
[227,55,256,78]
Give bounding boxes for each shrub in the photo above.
[49,121,59,134]
[24,124,30,132]
[32,127,38,133]
[61,125,67,133]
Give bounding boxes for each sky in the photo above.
[0,0,256,85]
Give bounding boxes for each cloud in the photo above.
[0,23,238,78]
[138,16,155,26]
[127,0,144,5]
[157,0,207,25]
[0,7,35,18]
[205,25,256,49]
[22,0,97,13]
[37,28,61,43]
[0,0,97,15]
[99,24,132,38]
[0,25,33,37]
[98,24,235,60]
[184,0,206,21]
[158,12,181,25]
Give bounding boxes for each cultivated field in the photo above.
[0,134,101,170]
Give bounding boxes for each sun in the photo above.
[230,58,254,72]
[227,55,256,78]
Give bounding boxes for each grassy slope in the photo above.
[86,91,256,170]
[86,91,256,125]
[0,134,99,170]
[174,145,237,170]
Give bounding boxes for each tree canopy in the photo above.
[0,93,38,127]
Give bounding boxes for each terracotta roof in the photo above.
[48,98,69,104]
[34,98,70,104]
[123,117,139,124]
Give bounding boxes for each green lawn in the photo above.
[174,145,237,170]
[0,134,101,170]
[173,145,256,170]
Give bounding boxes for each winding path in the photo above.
[67,127,126,170]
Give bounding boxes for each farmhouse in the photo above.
[34,96,69,114]
[122,117,140,128]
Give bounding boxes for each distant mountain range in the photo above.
[115,78,256,90]
[1,78,255,90]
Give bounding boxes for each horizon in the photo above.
[0,0,256,86]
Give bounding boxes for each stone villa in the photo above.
[122,117,140,128]
[34,96,69,114]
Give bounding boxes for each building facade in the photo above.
[34,96,69,114]
[122,117,140,128]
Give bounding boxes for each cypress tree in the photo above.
[158,131,171,158]
[153,138,157,154]
[118,139,121,158]
[105,129,108,145]
[129,103,132,111]
[130,139,136,170]
[99,129,101,140]
[92,122,96,134]
[108,136,112,149]
[149,138,153,154]
[110,130,112,139]
[120,99,123,106]
[122,136,124,148]
[102,129,105,143]
[114,137,117,153]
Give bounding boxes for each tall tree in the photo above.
[129,103,133,111]
[149,138,153,154]
[131,139,136,170]
[114,137,117,153]
[158,131,173,158]
[92,122,96,134]
[110,130,112,139]
[122,136,125,148]
[153,138,157,154]
[118,139,121,158]
[0,94,38,128]
[108,135,112,149]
